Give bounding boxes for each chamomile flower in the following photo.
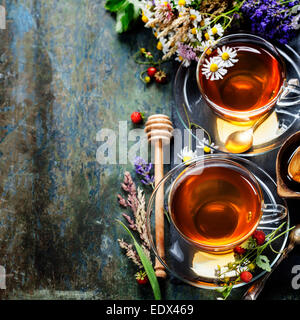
[216,45,239,68]
[189,9,202,24]
[177,146,197,163]
[175,54,191,67]
[188,27,202,42]
[208,23,224,37]
[197,138,218,153]
[175,0,192,6]
[201,57,227,81]
[199,39,215,53]
[157,37,169,54]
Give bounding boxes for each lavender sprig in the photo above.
[134,156,155,187]
[241,0,300,44]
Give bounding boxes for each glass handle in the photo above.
[260,204,287,225]
[277,79,300,107]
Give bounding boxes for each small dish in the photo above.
[276,131,300,198]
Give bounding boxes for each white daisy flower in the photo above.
[177,146,197,163]
[175,55,191,67]
[197,138,218,153]
[215,45,239,68]
[208,23,224,37]
[188,27,202,42]
[189,9,202,23]
[199,39,215,53]
[175,0,192,6]
[201,57,227,81]
[157,37,170,55]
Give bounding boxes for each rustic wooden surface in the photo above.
[0,0,299,300]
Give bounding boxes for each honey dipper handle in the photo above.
[154,139,167,278]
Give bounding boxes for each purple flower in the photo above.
[134,156,155,187]
[241,0,300,44]
[177,43,198,62]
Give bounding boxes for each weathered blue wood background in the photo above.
[0,0,299,299]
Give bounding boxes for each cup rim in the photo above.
[196,32,287,121]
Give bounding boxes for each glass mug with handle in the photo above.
[168,155,287,253]
[196,33,300,122]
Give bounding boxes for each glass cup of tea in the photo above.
[151,154,287,254]
[196,33,300,122]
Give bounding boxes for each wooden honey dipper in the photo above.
[145,114,173,278]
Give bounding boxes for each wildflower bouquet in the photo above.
[106,0,300,67]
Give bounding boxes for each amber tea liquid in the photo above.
[199,42,284,114]
[170,161,261,247]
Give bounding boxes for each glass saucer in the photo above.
[173,43,300,156]
[146,154,289,289]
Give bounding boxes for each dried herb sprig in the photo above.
[118,171,152,261]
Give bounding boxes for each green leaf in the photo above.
[116,219,162,300]
[115,3,135,33]
[256,255,271,272]
[240,237,256,250]
[129,0,141,20]
[105,0,127,12]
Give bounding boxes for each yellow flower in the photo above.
[144,76,151,83]
[191,27,197,35]
[183,156,192,162]
[203,145,211,153]
[140,48,146,54]
[204,33,210,40]
[211,27,218,35]
[190,14,196,20]
[178,0,186,5]
[157,41,163,51]
[141,15,148,23]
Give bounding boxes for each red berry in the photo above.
[147,67,157,78]
[131,112,144,124]
[154,70,167,84]
[135,270,148,285]
[252,230,265,246]
[234,246,246,255]
[240,271,253,283]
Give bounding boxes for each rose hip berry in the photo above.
[240,271,253,283]
[135,270,148,285]
[154,70,167,84]
[252,230,265,246]
[234,246,246,255]
[147,67,157,78]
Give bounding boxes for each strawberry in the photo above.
[131,112,144,124]
[240,271,253,283]
[135,270,148,285]
[252,230,265,246]
[234,246,246,256]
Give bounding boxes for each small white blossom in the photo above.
[197,138,218,153]
[201,57,227,81]
[207,23,224,37]
[215,45,239,68]
[177,146,197,163]
[175,55,191,67]
[189,9,202,23]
